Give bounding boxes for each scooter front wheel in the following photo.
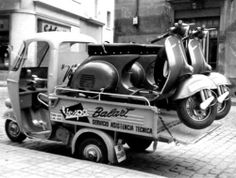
[5,119,27,142]
[176,95,217,129]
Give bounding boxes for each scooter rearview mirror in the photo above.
[205,28,216,31]
[177,20,183,25]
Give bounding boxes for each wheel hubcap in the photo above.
[186,97,210,122]
[217,101,227,113]
[8,121,20,137]
[83,144,102,162]
[217,103,223,112]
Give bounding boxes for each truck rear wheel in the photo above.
[126,137,152,152]
[75,137,108,163]
[5,119,26,143]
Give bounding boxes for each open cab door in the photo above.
[7,40,52,139]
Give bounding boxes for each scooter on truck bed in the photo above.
[2,31,219,164]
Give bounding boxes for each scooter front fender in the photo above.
[173,74,217,100]
[3,109,16,122]
[208,72,231,86]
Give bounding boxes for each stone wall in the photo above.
[218,0,236,88]
[114,0,172,43]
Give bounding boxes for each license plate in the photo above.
[114,144,126,163]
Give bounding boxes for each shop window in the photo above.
[95,0,98,18]
[38,19,71,32]
[0,44,10,70]
[72,0,81,4]
[0,17,10,70]
[107,11,111,29]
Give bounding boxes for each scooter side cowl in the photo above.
[70,54,141,94]
[172,74,217,100]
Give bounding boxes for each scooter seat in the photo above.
[88,43,163,56]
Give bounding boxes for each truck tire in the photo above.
[215,98,231,120]
[5,119,26,143]
[75,137,108,163]
[126,137,152,152]
[176,95,217,129]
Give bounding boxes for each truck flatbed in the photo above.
[44,87,221,145]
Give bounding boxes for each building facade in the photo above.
[0,0,114,80]
[115,0,236,86]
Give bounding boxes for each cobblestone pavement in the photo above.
[1,87,236,178]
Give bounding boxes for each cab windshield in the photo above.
[23,41,50,68]
[11,42,26,71]
[11,41,50,70]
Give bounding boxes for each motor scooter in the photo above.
[69,43,161,103]
[129,21,217,129]
[69,21,217,129]
[186,26,231,120]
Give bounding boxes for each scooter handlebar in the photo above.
[189,26,216,39]
[150,21,196,43]
[150,32,169,43]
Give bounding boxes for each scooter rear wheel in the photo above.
[176,94,217,129]
[215,97,231,120]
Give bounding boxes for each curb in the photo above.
[0,142,163,178]
[0,81,7,87]
[232,97,236,106]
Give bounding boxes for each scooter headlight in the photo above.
[5,98,12,108]
[163,60,169,78]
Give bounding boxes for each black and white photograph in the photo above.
[0,0,236,177]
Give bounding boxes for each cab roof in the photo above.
[24,32,97,46]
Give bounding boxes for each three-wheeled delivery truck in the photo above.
[3,31,220,164]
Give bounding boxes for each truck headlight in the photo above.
[5,98,12,108]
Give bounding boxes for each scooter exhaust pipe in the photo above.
[200,96,215,110]
[217,91,229,104]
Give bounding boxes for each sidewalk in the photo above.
[232,97,236,106]
[0,80,6,87]
[0,143,161,178]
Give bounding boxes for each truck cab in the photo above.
[7,32,96,139]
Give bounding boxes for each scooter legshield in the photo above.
[3,109,17,122]
[173,74,217,100]
[188,39,212,74]
[156,36,193,95]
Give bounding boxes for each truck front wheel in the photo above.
[75,138,108,163]
[5,119,26,143]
